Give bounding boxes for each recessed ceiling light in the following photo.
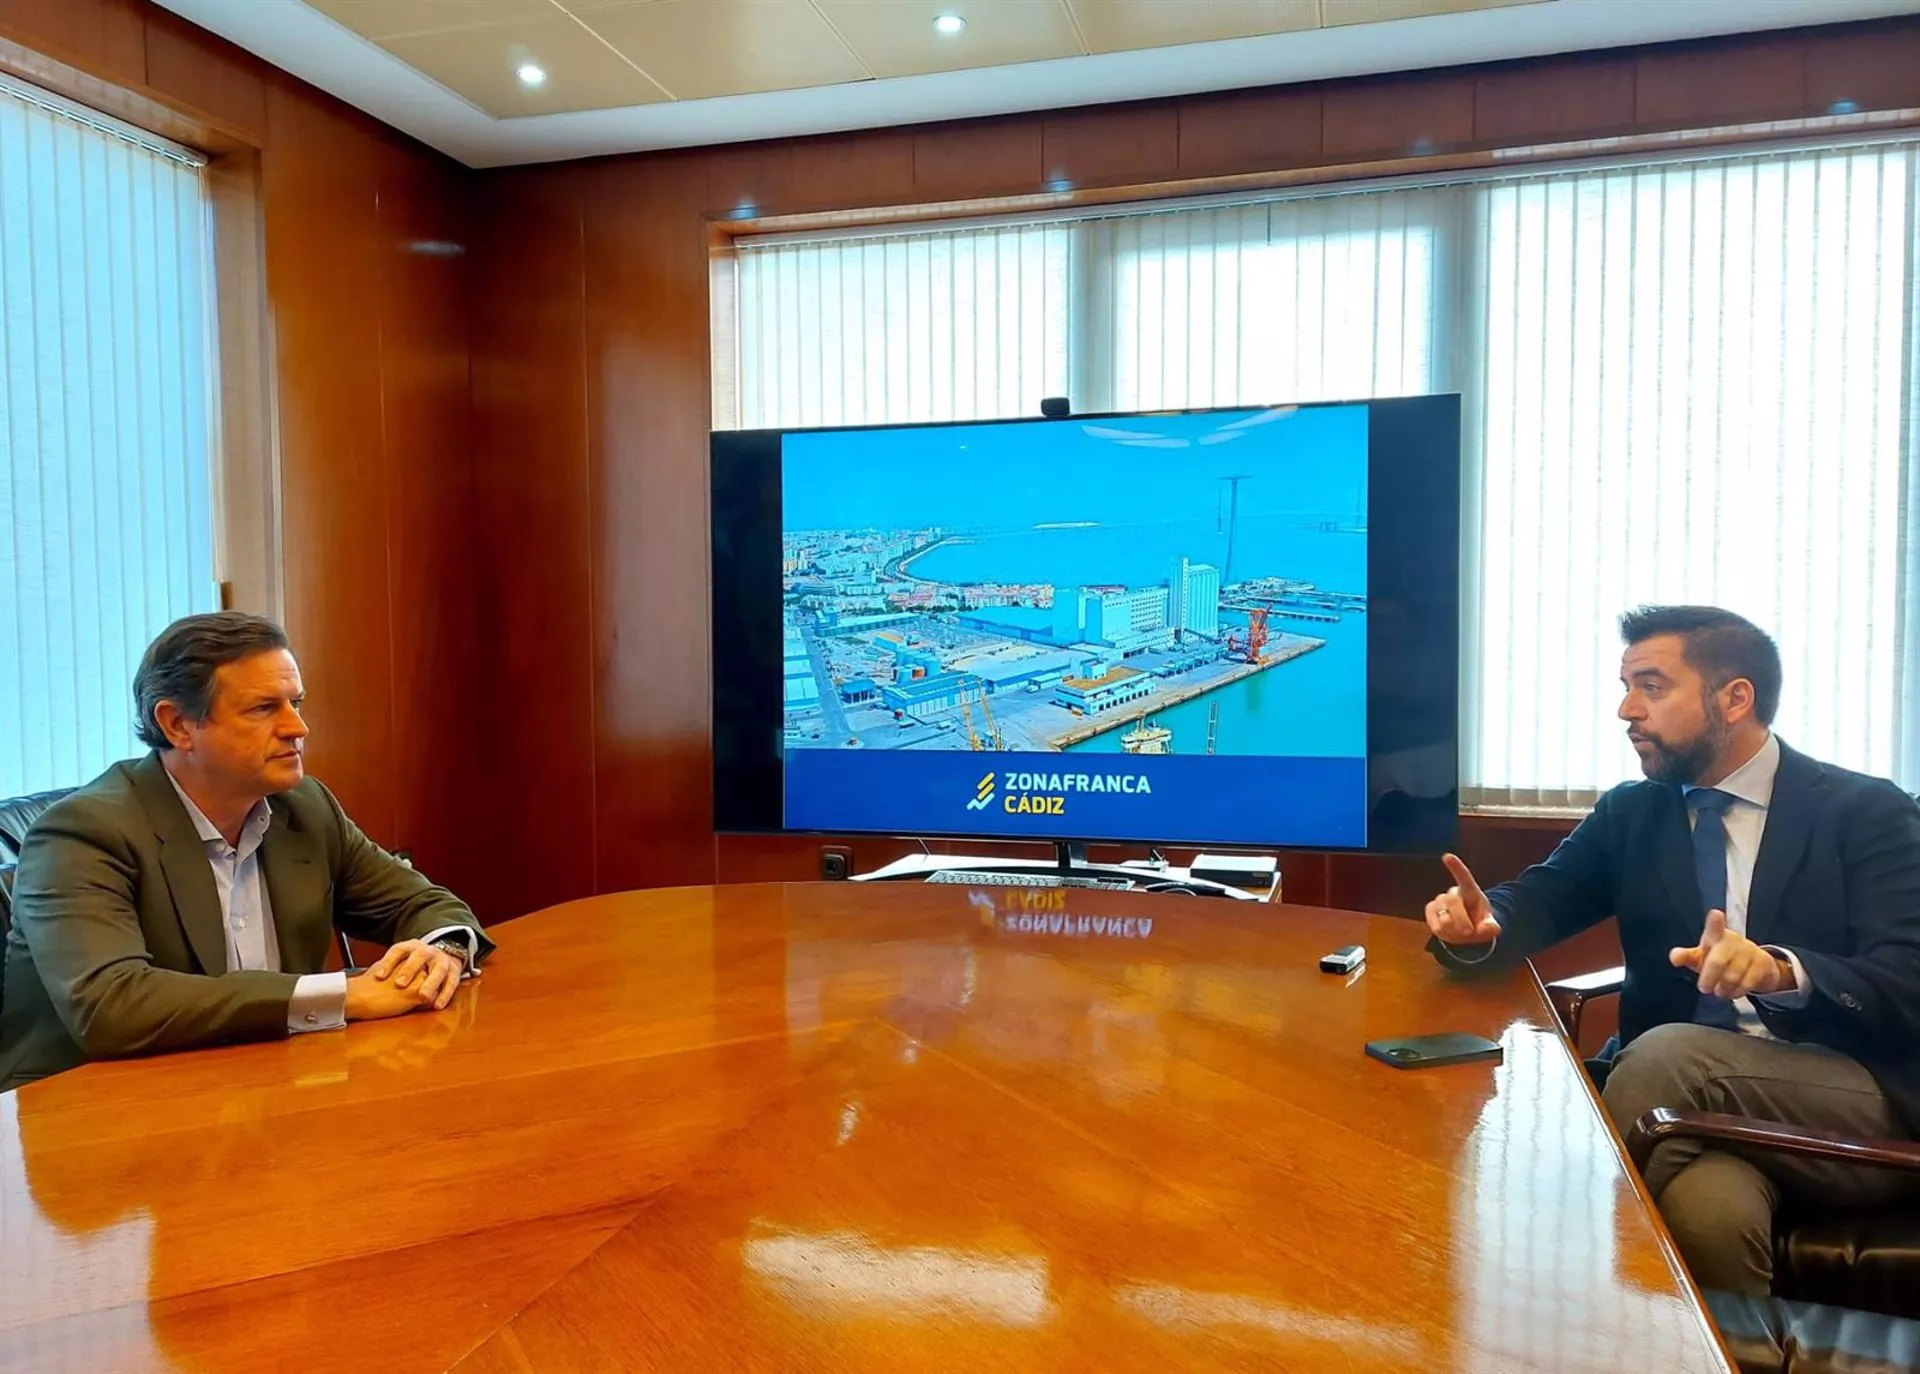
[933,14,966,36]
[516,62,547,87]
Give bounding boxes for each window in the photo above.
[718,133,1920,807]
[1082,190,1459,413]
[1468,147,1914,808]
[0,75,218,795]
[725,222,1070,431]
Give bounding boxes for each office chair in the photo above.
[1544,970,1920,1322]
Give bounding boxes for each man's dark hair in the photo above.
[1618,605,1782,725]
[133,612,292,750]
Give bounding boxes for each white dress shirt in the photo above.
[163,774,479,1034]
[164,772,348,1033]
[1681,732,1814,1036]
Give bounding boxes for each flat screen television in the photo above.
[712,395,1459,855]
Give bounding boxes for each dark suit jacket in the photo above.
[1432,740,1920,1132]
[0,753,493,1092]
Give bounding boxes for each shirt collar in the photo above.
[1685,731,1779,811]
[163,768,273,852]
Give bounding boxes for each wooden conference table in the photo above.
[0,883,1732,1373]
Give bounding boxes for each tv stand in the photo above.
[1049,839,1092,872]
[853,840,1278,901]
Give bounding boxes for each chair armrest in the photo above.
[1703,1290,1920,1374]
[1540,964,1625,1043]
[1626,1107,1920,1176]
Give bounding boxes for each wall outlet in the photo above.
[820,846,852,880]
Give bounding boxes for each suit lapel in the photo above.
[1650,782,1706,939]
[1747,740,1819,947]
[129,754,229,976]
[262,798,330,975]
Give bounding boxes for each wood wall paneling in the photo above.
[468,167,600,920]
[1176,87,1322,178]
[1323,816,1566,924]
[261,79,401,845]
[703,141,785,218]
[815,128,919,208]
[0,0,143,88]
[712,835,968,888]
[1803,22,1920,113]
[706,128,916,217]
[1042,103,1181,187]
[371,150,481,899]
[910,118,1046,202]
[1321,71,1477,161]
[582,155,718,893]
[1634,35,1809,130]
[701,144,765,220]
[141,6,264,143]
[248,65,484,892]
[1472,54,1636,146]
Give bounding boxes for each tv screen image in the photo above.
[781,405,1367,845]
[712,395,1459,854]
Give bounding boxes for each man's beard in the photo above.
[1635,695,1730,784]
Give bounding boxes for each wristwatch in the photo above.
[430,936,472,970]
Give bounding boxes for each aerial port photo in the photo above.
[779,407,1370,760]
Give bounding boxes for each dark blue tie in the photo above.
[1687,787,1740,1029]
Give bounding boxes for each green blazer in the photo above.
[0,753,492,1092]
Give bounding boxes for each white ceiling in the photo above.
[155,0,1920,168]
[294,0,1546,118]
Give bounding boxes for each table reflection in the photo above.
[1459,1026,1725,1372]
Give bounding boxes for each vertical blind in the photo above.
[730,222,1070,430]
[1078,188,1463,414]
[720,135,1920,807]
[0,75,217,795]
[1469,146,1913,807]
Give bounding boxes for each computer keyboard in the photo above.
[923,869,1134,891]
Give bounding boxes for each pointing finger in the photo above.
[1700,909,1728,946]
[1441,853,1484,903]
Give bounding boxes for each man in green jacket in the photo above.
[1,612,493,1092]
